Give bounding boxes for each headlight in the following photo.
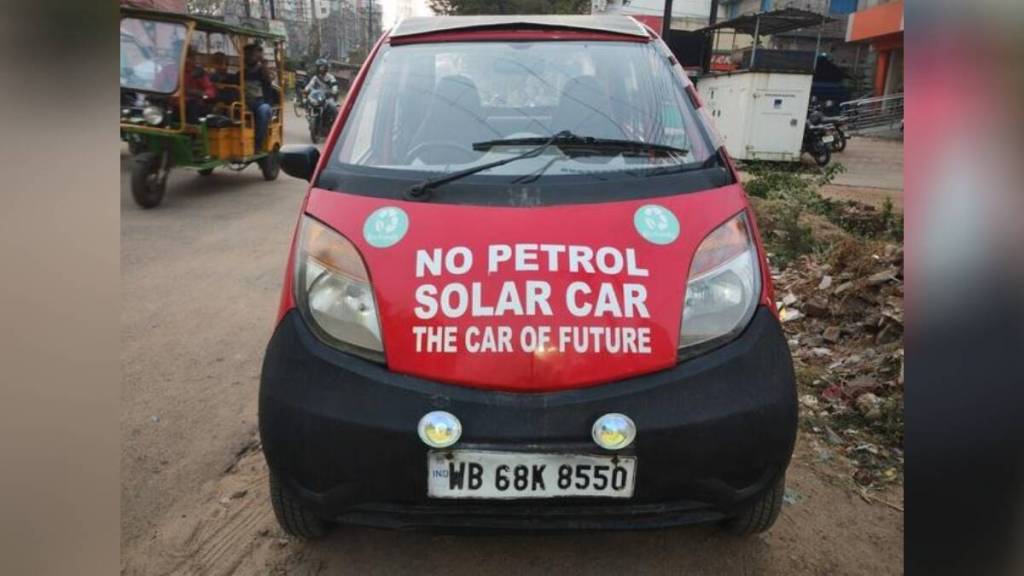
[679,212,760,353]
[310,91,325,105]
[294,216,384,361]
[142,105,164,126]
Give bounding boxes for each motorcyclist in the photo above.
[303,58,339,125]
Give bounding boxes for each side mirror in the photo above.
[280,144,320,182]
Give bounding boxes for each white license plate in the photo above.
[822,135,835,143]
[427,450,636,499]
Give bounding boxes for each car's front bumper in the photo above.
[259,306,797,530]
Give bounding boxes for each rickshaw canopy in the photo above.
[120,6,288,41]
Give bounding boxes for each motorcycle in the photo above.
[305,86,338,144]
[802,111,832,166]
[809,99,849,153]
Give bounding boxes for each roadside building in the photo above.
[845,0,903,96]
[717,0,874,95]
[590,0,725,34]
[320,0,383,63]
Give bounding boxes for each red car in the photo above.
[261,15,796,538]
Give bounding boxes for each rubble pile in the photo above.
[768,220,904,488]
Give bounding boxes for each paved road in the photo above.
[121,115,902,575]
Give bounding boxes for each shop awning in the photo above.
[696,7,832,36]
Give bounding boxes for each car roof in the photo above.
[389,15,651,40]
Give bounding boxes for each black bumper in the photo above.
[259,307,797,530]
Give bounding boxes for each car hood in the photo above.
[305,185,752,391]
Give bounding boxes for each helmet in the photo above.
[315,58,328,73]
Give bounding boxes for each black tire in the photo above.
[259,146,281,181]
[725,476,785,535]
[831,130,847,152]
[309,124,320,144]
[269,472,329,540]
[128,138,145,156]
[812,142,831,166]
[197,167,214,176]
[131,151,166,209]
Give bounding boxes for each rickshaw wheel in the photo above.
[259,146,281,181]
[131,152,166,209]
[198,168,214,176]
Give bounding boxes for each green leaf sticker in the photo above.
[363,206,409,248]
[634,204,680,245]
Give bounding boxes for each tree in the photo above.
[427,0,591,16]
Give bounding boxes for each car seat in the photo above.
[551,76,626,140]
[408,75,499,163]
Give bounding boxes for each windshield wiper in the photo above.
[404,131,691,201]
[405,130,582,201]
[473,134,688,158]
[629,149,724,178]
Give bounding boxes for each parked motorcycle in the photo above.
[802,111,832,166]
[305,87,338,144]
[809,100,849,153]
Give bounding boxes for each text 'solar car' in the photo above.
[260,15,797,539]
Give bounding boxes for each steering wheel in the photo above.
[404,140,479,165]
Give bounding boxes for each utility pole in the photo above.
[661,0,673,38]
[309,0,321,61]
[367,0,374,50]
[702,0,719,74]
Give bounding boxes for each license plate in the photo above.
[822,135,835,143]
[427,450,636,499]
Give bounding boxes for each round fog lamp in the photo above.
[417,411,462,448]
[592,413,636,450]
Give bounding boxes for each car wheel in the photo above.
[259,146,281,181]
[725,476,785,535]
[131,151,166,209]
[269,472,329,540]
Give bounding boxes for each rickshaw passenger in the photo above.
[243,43,276,152]
[184,53,217,123]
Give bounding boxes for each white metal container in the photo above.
[696,71,813,162]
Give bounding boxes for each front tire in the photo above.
[725,476,785,535]
[812,142,831,166]
[131,151,166,209]
[269,473,329,540]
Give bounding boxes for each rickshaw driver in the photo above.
[243,43,276,152]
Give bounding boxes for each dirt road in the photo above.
[121,120,903,575]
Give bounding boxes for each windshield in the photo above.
[120,18,188,94]
[334,40,715,178]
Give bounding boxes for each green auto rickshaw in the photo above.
[120,7,286,208]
